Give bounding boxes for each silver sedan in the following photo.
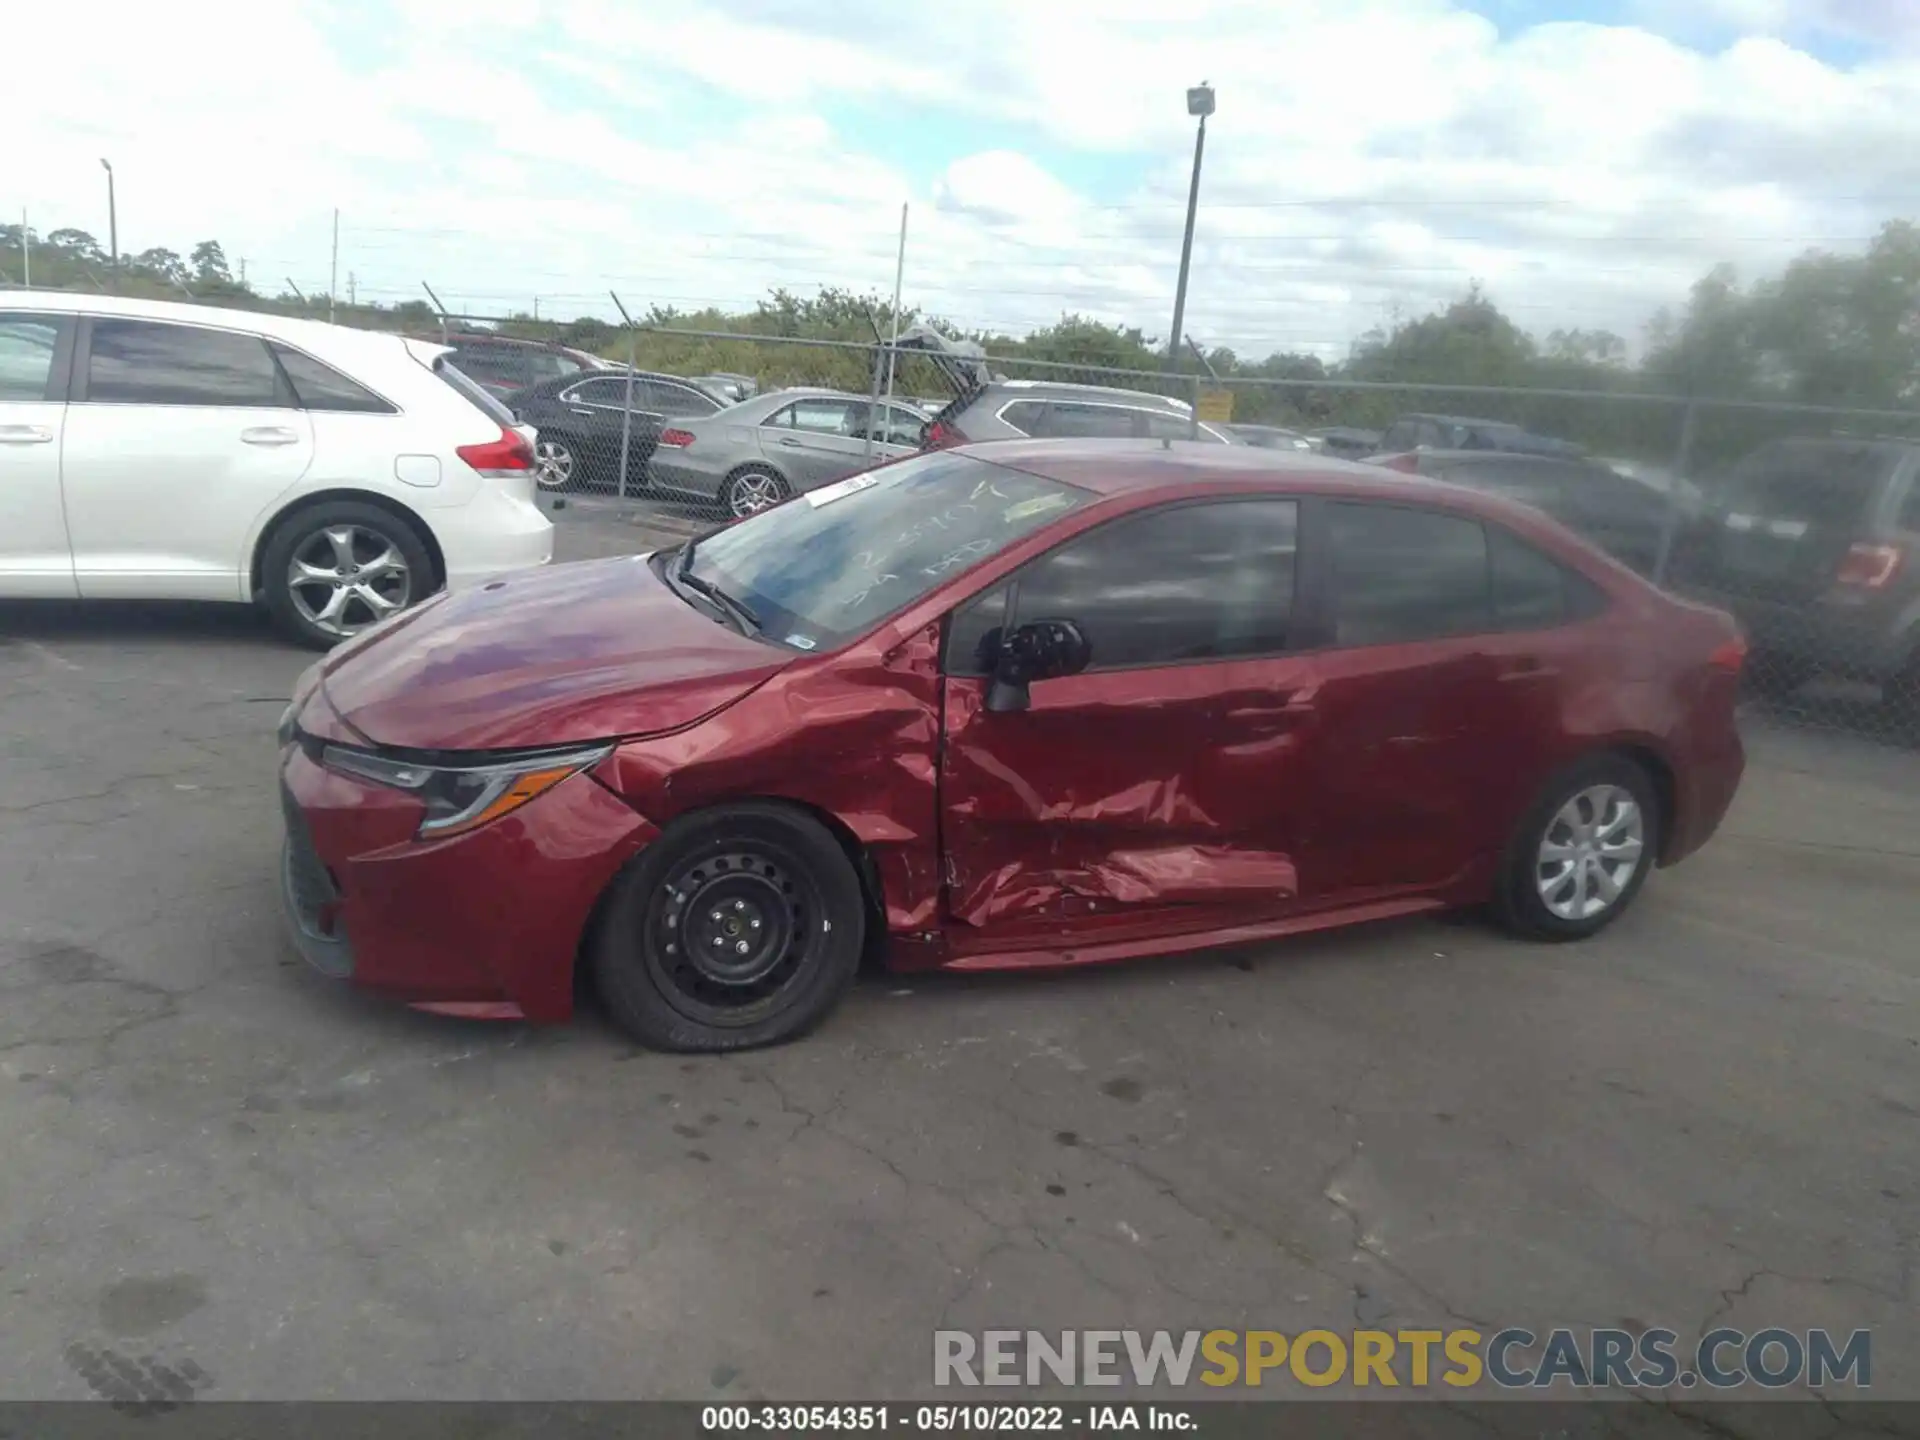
[643,389,933,518]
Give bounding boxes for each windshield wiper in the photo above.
[671,539,763,636]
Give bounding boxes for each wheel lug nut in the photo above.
[712,936,724,947]
[749,919,761,930]
[735,941,750,954]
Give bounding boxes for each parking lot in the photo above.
[0,501,1915,1406]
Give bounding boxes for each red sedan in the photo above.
[278,440,1747,1051]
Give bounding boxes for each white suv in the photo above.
[0,293,553,648]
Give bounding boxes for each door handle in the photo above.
[776,436,803,447]
[569,407,593,418]
[241,426,301,446]
[0,424,54,444]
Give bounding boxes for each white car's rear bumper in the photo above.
[436,488,554,590]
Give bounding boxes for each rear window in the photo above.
[1716,441,1896,523]
[431,355,517,428]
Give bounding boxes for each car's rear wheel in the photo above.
[533,434,578,492]
[591,803,865,1052]
[725,467,789,519]
[262,501,434,650]
[1493,754,1659,941]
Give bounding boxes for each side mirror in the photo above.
[983,619,1092,713]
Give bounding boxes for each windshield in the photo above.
[684,451,1090,650]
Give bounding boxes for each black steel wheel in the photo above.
[592,803,865,1051]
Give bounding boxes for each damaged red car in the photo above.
[277,440,1747,1051]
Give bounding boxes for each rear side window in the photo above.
[0,316,62,401]
[641,380,719,416]
[526,349,588,382]
[997,400,1045,435]
[1488,524,1610,628]
[949,499,1299,674]
[1032,402,1138,439]
[1327,502,1489,646]
[271,344,394,414]
[85,319,282,407]
[449,346,521,384]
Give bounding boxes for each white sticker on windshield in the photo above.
[786,634,819,650]
[805,472,882,508]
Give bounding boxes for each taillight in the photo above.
[657,428,696,448]
[1373,452,1421,474]
[922,419,960,450]
[1835,542,1904,590]
[456,426,533,477]
[1707,634,1748,674]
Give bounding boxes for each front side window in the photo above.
[948,500,1299,675]
[0,316,61,402]
[683,451,1090,650]
[1327,502,1490,646]
[86,320,281,407]
[271,343,394,414]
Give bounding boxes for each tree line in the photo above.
[6,218,1917,467]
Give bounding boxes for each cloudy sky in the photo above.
[10,0,1920,360]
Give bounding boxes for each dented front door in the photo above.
[938,655,1322,950]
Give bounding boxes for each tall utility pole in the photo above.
[99,158,118,269]
[20,209,28,287]
[329,209,340,324]
[239,257,248,287]
[348,271,357,306]
[1166,83,1214,366]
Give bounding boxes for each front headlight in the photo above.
[320,743,613,839]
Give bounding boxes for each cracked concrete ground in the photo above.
[0,507,1915,1407]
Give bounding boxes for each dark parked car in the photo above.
[1371,449,1674,577]
[511,370,727,493]
[279,440,1746,1052]
[923,379,1233,447]
[1377,414,1582,459]
[434,333,611,403]
[1668,436,1920,709]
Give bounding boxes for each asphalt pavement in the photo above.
[0,503,1915,1409]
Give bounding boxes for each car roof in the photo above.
[968,437,1547,507]
[1396,412,1526,430]
[0,289,417,352]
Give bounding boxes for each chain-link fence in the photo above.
[420,310,1920,750]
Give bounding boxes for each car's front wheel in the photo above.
[1493,754,1658,940]
[532,434,578,492]
[724,467,789,518]
[591,803,866,1052]
[262,501,434,650]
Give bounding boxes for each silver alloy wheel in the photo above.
[727,471,785,517]
[533,439,574,490]
[1535,783,1645,921]
[287,524,413,639]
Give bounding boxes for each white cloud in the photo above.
[9,0,1920,363]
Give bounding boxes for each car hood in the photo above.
[317,555,792,751]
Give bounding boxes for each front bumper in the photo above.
[277,743,657,1021]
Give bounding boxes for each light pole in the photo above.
[99,158,118,269]
[1166,83,1213,367]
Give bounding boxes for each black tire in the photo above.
[261,500,435,651]
[1492,753,1660,942]
[592,803,865,1052]
[724,466,790,519]
[532,433,579,493]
